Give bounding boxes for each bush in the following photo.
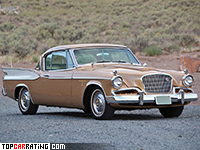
[32,55,39,63]
[130,36,149,51]
[142,45,163,56]
[180,35,196,47]
[0,35,6,55]
[35,23,60,40]
[4,26,39,58]
[63,25,84,42]
[0,22,14,32]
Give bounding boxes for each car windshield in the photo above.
[74,48,140,65]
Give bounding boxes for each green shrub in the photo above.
[0,35,5,55]
[12,57,18,63]
[180,35,196,47]
[0,22,14,32]
[35,23,60,40]
[32,55,39,63]
[38,38,57,53]
[142,45,163,56]
[4,26,39,58]
[63,25,84,42]
[130,36,149,51]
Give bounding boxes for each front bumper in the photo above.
[106,88,198,106]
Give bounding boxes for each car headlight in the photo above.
[182,74,194,87]
[111,76,123,89]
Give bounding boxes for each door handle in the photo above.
[44,74,49,78]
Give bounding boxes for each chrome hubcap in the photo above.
[20,90,30,111]
[91,89,106,116]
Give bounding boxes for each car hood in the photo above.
[75,63,185,88]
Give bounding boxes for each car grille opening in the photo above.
[142,74,172,93]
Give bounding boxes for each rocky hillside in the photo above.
[0,0,200,58]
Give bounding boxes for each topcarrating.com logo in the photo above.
[1,143,50,150]
[1,143,66,150]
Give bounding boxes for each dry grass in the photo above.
[0,0,199,60]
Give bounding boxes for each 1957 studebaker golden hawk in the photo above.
[1,44,198,119]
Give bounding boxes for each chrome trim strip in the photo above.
[113,87,142,93]
[69,49,79,67]
[127,48,141,65]
[39,55,42,70]
[72,77,110,80]
[43,57,45,71]
[43,68,75,73]
[86,81,102,87]
[112,87,142,96]
[82,81,107,109]
[141,73,173,93]
[15,84,35,104]
[16,84,29,90]
[48,77,72,80]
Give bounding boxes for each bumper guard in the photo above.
[2,87,7,96]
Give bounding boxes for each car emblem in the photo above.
[165,77,170,82]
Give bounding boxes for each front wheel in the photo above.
[159,106,184,118]
[18,87,39,115]
[90,88,115,120]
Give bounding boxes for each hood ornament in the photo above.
[184,69,188,74]
[143,63,147,67]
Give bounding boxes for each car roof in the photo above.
[42,43,127,56]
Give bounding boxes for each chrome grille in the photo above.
[142,74,172,93]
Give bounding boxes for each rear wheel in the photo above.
[18,87,38,115]
[90,88,115,120]
[159,106,184,118]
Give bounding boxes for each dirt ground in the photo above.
[0,52,199,105]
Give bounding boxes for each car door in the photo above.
[37,50,75,106]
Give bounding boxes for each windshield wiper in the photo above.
[92,60,133,65]
[96,60,112,63]
[112,60,133,64]
[112,60,127,63]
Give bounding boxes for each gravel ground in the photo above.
[0,97,200,150]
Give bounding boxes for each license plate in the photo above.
[155,96,171,105]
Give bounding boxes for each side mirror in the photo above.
[143,63,147,67]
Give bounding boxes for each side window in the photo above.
[45,50,74,71]
[66,51,74,68]
[51,51,67,70]
[45,54,52,70]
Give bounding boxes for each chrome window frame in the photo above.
[43,49,76,72]
[71,47,141,66]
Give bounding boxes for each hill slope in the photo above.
[0,0,200,58]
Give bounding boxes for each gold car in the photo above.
[2,44,198,119]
